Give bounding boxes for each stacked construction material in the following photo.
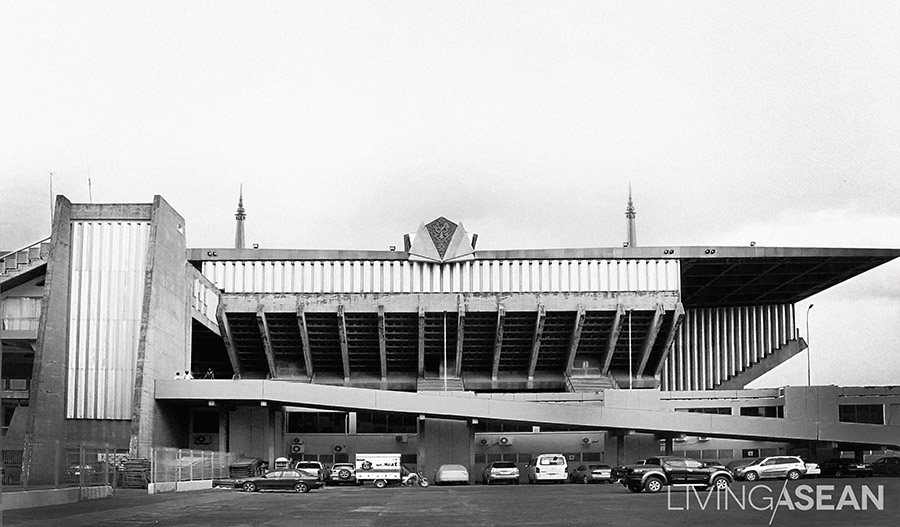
[121,458,151,488]
[228,457,267,479]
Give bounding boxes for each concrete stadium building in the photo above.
[3,193,900,482]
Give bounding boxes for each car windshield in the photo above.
[492,462,516,468]
[296,469,314,478]
[540,457,565,466]
[333,464,353,469]
[296,463,319,469]
[590,465,610,470]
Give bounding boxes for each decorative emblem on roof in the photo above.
[408,217,476,263]
[426,217,457,259]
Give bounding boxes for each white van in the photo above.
[525,454,568,483]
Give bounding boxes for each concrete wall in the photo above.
[23,197,74,483]
[2,486,113,511]
[228,406,277,464]
[418,418,473,483]
[130,196,191,457]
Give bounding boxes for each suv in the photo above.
[482,461,520,485]
[329,463,361,485]
[732,456,807,481]
[294,461,330,482]
[620,457,732,493]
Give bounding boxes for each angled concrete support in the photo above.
[655,303,685,377]
[417,306,425,378]
[455,297,466,378]
[377,305,388,381]
[337,305,351,383]
[295,304,314,379]
[216,303,243,377]
[637,305,665,376]
[601,305,625,375]
[565,304,586,375]
[256,307,278,379]
[527,304,547,380]
[491,305,506,381]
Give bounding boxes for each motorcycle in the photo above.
[401,471,430,487]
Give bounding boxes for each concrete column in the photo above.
[218,410,228,454]
[664,437,674,455]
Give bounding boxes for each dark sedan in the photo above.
[235,469,323,493]
[819,458,873,478]
[872,456,900,476]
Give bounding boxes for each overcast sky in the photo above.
[2,1,899,387]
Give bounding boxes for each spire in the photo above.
[625,185,637,247]
[235,185,246,249]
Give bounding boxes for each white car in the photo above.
[329,463,361,485]
[733,456,808,481]
[434,464,469,485]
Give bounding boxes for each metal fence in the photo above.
[2,441,125,489]
[150,448,238,484]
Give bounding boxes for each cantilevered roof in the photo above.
[188,246,900,308]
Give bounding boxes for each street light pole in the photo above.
[806,304,814,386]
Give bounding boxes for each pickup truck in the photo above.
[619,456,733,493]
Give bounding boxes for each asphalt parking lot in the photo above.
[5,477,900,527]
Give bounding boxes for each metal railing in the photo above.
[2,441,125,489]
[150,447,237,484]
[0,237,51,276]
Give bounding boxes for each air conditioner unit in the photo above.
[479,438,490,446]
[292,437,303,445]
[395,435,409,443]
[333,445,347,453]
[190,433,217,446]
[498,436,513,446]
[581,437,592,445]
[290,444,305,454]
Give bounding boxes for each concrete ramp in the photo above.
[155,379,900,447]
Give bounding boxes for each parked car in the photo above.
[294,461,330,482]
[726,458,758,474]
[620,457,732,493]
[235,469,323,493]
[732,456,808,481]
[819,458,873,478]
[569,464,614,484]
[524,454,568,484]
[804,461,821,478]
[434,464,470,485]
[872,456,900,476]
[329,463,361,485]
[482,461,520,484]
[63,462,117,484]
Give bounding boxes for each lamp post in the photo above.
[806,304,814,386]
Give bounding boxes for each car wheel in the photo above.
[374,479,387,489]
[712,476,730,491]
[339,469,351,480]
[744,471,759,482]
[627,483,643,493]
[834,469,844,478]
[787,470,801,481]
[294,482,310,493]
[583,476,590,484]
[514,479,519,485]
[242,482,257,492]
[644,477,664,493]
